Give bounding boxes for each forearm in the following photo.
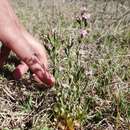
[0,0,23,36]
[0,0,31,59]
[0,0,15,25]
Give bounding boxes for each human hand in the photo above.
[0,0,55,87]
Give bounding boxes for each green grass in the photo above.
[0,0,130,129]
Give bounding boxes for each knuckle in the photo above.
[24,55,39,66]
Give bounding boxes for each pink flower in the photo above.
[80,7,87,13]
[82,13,91,20]
[80,29,88,38]
[76,15,82,21]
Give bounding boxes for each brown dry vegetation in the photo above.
[0,0,130,130]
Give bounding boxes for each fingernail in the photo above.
[48,74,55,86]
[13,68,22,80]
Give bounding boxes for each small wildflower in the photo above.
[52,28,56,34]
[82,13,91,20]
[85,70,93,76]
[75,15,82,23]
[80,6,87,14]
[80,29,88,38]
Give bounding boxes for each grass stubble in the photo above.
[0,0,130,129]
